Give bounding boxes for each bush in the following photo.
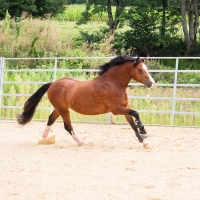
[0,12,65,59]
[187,43,200,57]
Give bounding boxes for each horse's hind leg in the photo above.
[60,109,83,146]
[42,109,60,139]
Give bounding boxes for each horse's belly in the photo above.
[70,100,110,115]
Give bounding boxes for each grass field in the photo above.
[57,21,107,40]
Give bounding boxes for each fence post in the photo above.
[49,57,58,113]
[171,58,179,125]
[53,57,58,82]
[107,112,113,124]
[0,57,5,117]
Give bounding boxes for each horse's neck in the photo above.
[98,65,132,88]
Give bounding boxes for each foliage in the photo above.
[0,0,9,19]
[0,0,65,19]
[56,4,84,21]
[74,27,110,45]
[187,43,200,57]
[0,13,76,60]
[56,4,108,22]
[64,0,87,4]
[71,1,187,57]
[180,0,199,52]
[0,15,112,67]
[113,7,159,56]
[77,0,127,32]
[33,0,65,18]
[111,0,184,56]
[28,36,43,57]
[0,13,66,59]
[1,4,200,65]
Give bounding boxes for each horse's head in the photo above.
[131,57,155,88]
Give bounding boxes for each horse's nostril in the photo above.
[147,81,155,88]
[150,80,156,86]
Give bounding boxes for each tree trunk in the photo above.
[107,0,114,32]
[161,0,167,36]
[107,0,127,34]
[181,0,199,51]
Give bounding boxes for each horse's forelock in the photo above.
[133,59,143,67]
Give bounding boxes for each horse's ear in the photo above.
[136,56,140,62]
[142,57,146,63]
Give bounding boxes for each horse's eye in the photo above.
[138,69,143,74]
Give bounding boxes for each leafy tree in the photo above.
[34,0,65,18]
[0,0,65,19]
[77,0,184,56]
[0,0,9,18]
[1,0,37,19]
[180,0,199,52]
[156,0,181,37]
[77,0,128,33]
[113,1,159,55]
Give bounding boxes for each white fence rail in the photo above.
[0,57,200,126]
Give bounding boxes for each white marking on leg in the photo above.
[72,133,83,146]
[42,125,51,139]
[142,139,151,149]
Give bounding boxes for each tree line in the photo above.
[0,0,65,20]
[76,0,199,56]
[0,0,199,56]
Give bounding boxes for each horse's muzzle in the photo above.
[145,80,155,88]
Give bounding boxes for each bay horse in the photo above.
[17,56,155,148]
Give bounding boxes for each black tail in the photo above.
[17,82,52,125]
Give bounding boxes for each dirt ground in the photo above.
[0,121,200,200]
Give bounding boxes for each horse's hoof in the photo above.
[140,129,147,134]
[82,142,94,146]
[38,135,56,145]
[140,133,148,138]
[142,139,151,149]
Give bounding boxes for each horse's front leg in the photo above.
[134,115,147,137]
[127,109,148,136]
[125,115,143,142]
[112,104,150,148]
[125,114,150,149]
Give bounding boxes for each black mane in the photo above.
[98,56,141,75]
